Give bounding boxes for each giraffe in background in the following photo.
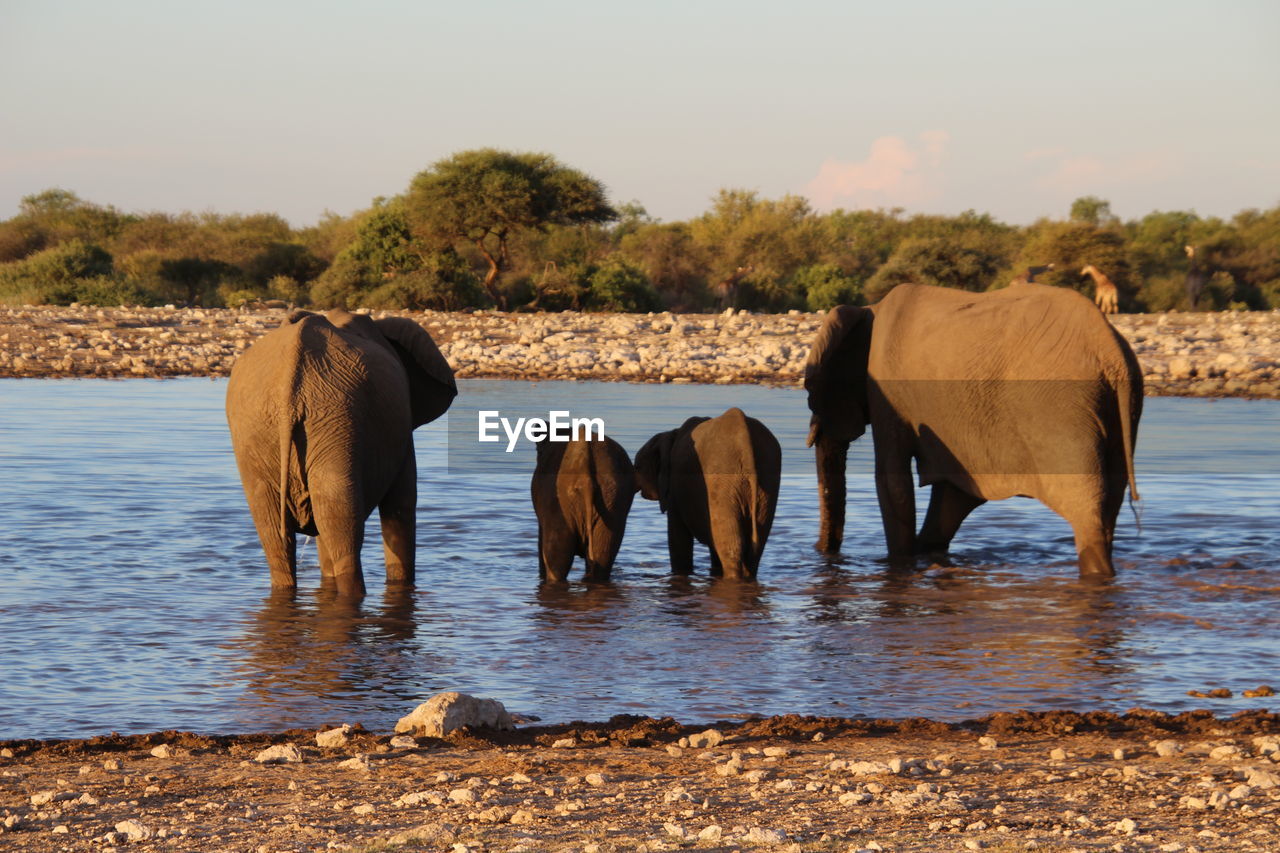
[1081,264,1118,314]
[1184,245,1209,310]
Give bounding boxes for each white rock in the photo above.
[664,822,686,839]
[395,692,514,737]
[1153,740,1181,757]
[114,820,153,841]
[449,787,476,803]
[389,735,418,750]
[1167,356,1194,379]
[253,744,304,764]
[742,826,788,844]
[698,825,723,841]
[1246,768,1280,788]
[338,754,371,771]
[686,729,724,749]
[1209,744,1242,760]
[847,760,892,776]
[149,744,175,758]
[316,725,352,748]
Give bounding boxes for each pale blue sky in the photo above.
[3,0,1277,227]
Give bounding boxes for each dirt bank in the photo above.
[2,306,1279,398]
[2,710,1278,852]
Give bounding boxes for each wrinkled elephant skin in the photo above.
[805,283,1142,579]
[226,309,456,596]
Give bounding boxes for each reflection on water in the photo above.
[0,378,1277,738]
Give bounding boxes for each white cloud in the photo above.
[805,131,950,210]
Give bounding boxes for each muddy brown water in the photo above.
[0,378,1276,738]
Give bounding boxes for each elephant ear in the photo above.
[373,317,458,428]
[804,305,873,447]
[634,430,677,513]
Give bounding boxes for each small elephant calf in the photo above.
[635,407,781,580]
[530,436,637,582]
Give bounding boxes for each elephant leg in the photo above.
[539,524,577,583]
[918,482,985,555]
[378,451,417,586]
[709,548,724,577]
[667,515,695,575]
[247,480,297,588]
[312,470,367,597]
[873,439,917,563]
[1069,511,1115,580]
[583,522,621,583]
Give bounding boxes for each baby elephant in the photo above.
[635,407,781,580]
[530,436,637,582]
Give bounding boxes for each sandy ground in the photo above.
[2,711,1279,852]
[1,305,1279,398]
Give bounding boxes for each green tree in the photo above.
[865,235,1008,302]
[617,221,710,310]
[1069,196,1118,226]
[406,149,617,308]
[793,263,863,311]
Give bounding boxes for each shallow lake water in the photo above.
[0,378,1277,739]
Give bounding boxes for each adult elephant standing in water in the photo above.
[805,283,1142,579]
[226,309,456,596]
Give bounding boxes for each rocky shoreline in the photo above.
[2,305,1279,399]
[2,710,1279,852]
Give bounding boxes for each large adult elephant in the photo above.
[635,407,781,580]
[226,309,456,596]
[805,283,1142,579]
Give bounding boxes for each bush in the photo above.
[793,264,863,311]
[364,257,486,311]
[0,240,117,305]
[1135,274,1187,312]
[584,258,661,312]
[312,250,484,311]
[71,275,150,306]
[865,237,1004,302]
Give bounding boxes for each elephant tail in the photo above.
[276,354,307,551]
[1117,371,1142,514]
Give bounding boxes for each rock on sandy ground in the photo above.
[2,710,1278,852]
[2,305,1279,398]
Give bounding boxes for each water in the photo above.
[0,378,1277,739]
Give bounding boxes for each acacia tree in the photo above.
[405,149,616,308]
